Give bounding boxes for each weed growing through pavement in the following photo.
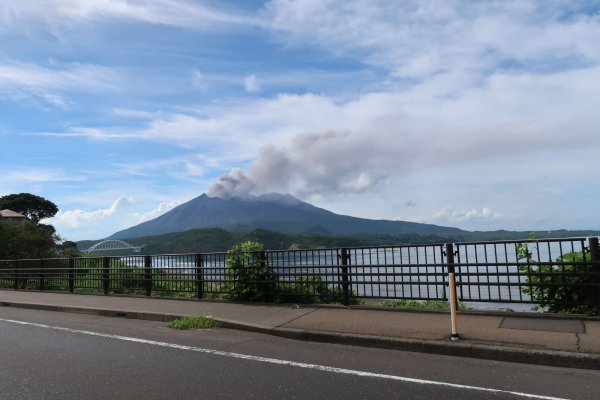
[166,315,222,329]
[376,299,469,311]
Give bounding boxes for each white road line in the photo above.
[0,317,567,400]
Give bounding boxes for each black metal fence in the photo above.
[1,237,599,313]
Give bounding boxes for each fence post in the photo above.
[589,237,600,314]
[340,248,350,307]
[260,251,270,302]
[102,257,110,294]
[195,254,204,299]
[68,257,75,293]
[39,259,45,291]
[13,260,19,290]
[144,255,152,297]
[445,243,460,341]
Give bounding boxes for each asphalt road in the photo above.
[0,308,598,400]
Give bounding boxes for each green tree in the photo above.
[0,220,58,259]
[223,241,278,302]
[0,193,59,222]
[59,241,82,257]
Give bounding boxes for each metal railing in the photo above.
[1,237,599,313]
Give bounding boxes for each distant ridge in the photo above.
[109,193,463,239]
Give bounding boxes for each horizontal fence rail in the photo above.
[1,237,599,313]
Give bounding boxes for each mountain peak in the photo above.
[205,192,302,206]
[254,192,301,205]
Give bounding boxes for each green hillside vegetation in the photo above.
[76,227,600,255]
[78,228,364,255]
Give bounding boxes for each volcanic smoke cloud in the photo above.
[207,129,391,199]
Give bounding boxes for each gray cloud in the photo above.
[206,89,600,201]
[207,167,256,199]
[207,129,395,199]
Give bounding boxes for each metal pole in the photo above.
[448,272,460,341]
[13,260,19,290]
[260,251,269,302]
[68,258,75,293]
[144,255,152,297]
[39,259,45,291]
[446,243,460,341]
[589,237,600,314]
[195,254,204,300]
[102,257,110,295]
[340,248,350,307]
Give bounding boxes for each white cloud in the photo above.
[184,162,205,177]
[1,169,83,185]
[109,153,232,183]
[0,61,119,106]
[133,200,181,222]
[112,108,159,119]
[29,64,600,213]
[191,69,206,91]
[48,196,184,240]
[197,64,599,199]
[415,207,503,224]
[0,0,257,33]
[263,0,600,78]
[50,195,134,229]
[34,61,600,150]
[244,74,260,93]
[0,62,118,91]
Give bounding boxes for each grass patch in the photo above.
[376,299,469,311]
[166,315,222,330]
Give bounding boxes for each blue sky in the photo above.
[1,0,599,240]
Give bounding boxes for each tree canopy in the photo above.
[0,221,58,259]
[0,193,58,222]
[0,193,63,260]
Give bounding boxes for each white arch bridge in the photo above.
[83,240,144,254]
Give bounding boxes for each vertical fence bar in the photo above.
[259,251,269,302]
[39,259,46,291]
[445,244,455,273]
[340,248,350,306]
[589,237,600,314]
[68,257,75,293]
[195,254,204,299]
[13,259,19,290]
[144,255,152,297]
[102,257,110,294]
[445,243,460,340]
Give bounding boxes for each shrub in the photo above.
[222,241,278,302]
[377,299,468,310]
[275,275,364,305]
[167,315,221,329]
[517,243,596,314]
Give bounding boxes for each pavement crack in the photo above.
[575,333,581,352]
[275,308,319,328]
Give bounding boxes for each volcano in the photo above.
[109,193,463,239]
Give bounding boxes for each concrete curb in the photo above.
[268,328,600,371]
[2,300,599,370]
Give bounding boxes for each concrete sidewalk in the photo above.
[1,290,599,370]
